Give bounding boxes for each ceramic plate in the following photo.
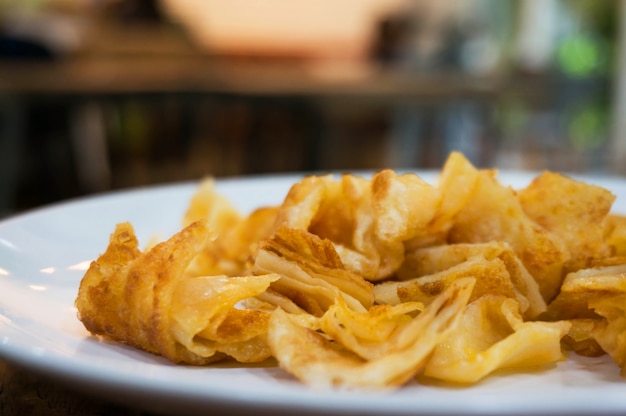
[1,171,626,416]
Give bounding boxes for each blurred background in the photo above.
[0,0,624,217]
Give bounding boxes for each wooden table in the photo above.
[0,360,159,416]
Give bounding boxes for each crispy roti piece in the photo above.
[397,242,546,318]
[518,171,615,273]
[274,170,442,282]
[170,273,280,363]
[76,221,278,364]
[267,278,475,389]
[371,169,440,244]
[320,296,424,360]
[448,169,570,303]
[589,293,626,375]
[428,151,480,235]
[183,178,278,277]
[604,214,626,256]
[76,221,215,364]
[542,263,626,321]
[183,177,242,228]
[560,318,605,357]
[423,295,570,383]
[542,264,626,367]
[375,255,517,308]
[254,227,374,315]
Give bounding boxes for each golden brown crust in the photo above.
[76,221,216,364]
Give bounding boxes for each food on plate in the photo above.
[182,178,279,277]
[604,214,626,256]
[374,241,546,319]
[75,151,626,389]
[423,295,570,383]
[253,226,375,316]
[268,278,474,389]
[75,221,280,364]
[518,171,615,275]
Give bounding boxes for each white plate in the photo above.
[2,171,626,416]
